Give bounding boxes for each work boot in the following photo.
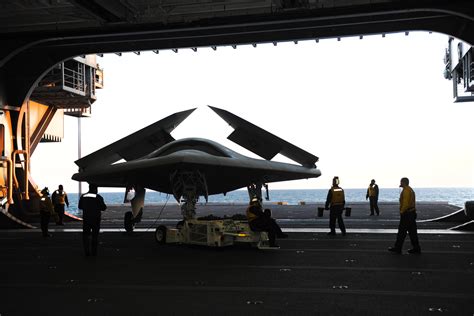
[407,248,421,254]
[327,231,336,236]
[388,247,401,254]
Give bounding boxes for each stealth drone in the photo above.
[72,106,321,232]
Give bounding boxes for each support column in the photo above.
[78,117,82,199]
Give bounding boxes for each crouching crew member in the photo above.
[39,187,54,237]
[246,199,288,248]
[79,184,107,257]
[52,184,69,225]
[325,176,346,235]
[388,177,421,254]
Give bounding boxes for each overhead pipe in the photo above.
[0,156,13,205]
[12,150,29,200]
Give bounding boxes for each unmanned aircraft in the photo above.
[72,106,321,245]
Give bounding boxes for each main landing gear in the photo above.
[124,208,143,233]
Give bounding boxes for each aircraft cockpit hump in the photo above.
[147,138,233,159]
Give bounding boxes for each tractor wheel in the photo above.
[155,225,167,244]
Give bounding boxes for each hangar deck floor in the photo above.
[1,202,473,315]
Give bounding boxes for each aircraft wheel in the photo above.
[124,211,134,233]
[155,226,167,244]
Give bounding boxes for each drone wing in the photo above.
[75,108,196,170]
[208,106,318,168]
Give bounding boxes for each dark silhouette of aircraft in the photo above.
[72,106,321,231]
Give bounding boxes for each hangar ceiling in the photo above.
[0,0,473,107]
[1,1,473,43]
[0,0,415,34]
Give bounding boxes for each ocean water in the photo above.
[65,188,473,213]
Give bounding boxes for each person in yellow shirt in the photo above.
[246,198,288,248]
[366,179,380,216]
[39,187,55,237]
[52,184,69,225]
[388,177,421,254]
[325,176,346,236]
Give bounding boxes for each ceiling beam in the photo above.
[69,0,132,23]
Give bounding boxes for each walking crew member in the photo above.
[325,176,346,235]
[39,187,54,238]
[246,198,288,248]
[79,184,107,257]
[52,184,69,225]
[366,179,380,216]
[388,177,421,254]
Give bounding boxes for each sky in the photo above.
[31,31,474,193]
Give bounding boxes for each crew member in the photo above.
[388,177,421,254]
[39,187,54,238]
[325,176,346,235]
[79,184,107,257]
[52,184,69,225]
[366,179,380,216]
[246,199,288,248]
